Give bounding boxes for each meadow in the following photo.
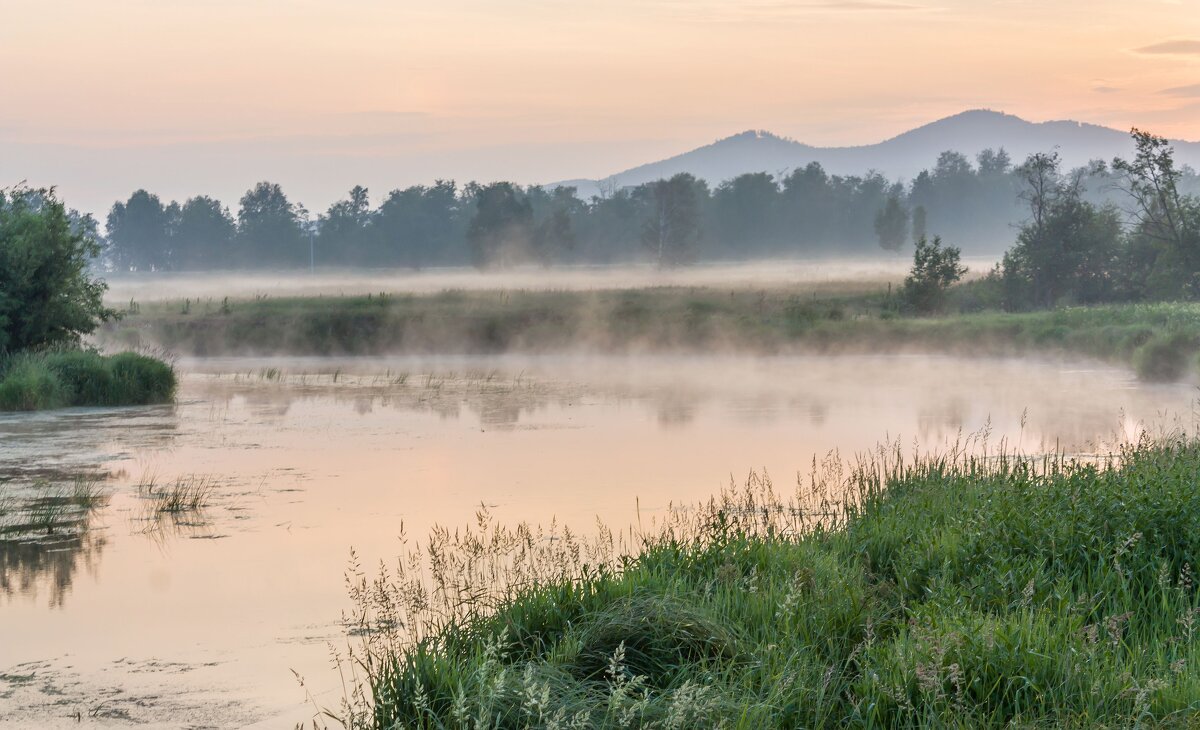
[100,285,1200,382]
[339,435,1200,728]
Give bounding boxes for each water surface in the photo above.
[0,354,1191,726]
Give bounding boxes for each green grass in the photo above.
[340,437,1200,728]
[137,474,215,514]
[0,348,176,411]
[101,287,1200,381]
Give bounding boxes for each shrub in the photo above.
[0,349,175,410]
[1132,332,1198,382]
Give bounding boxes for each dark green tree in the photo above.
[0,188,114,353]
[171,196,236,270]
[1003,153,1121,308]
[1112,129,1200,297]
[106,189,171,271]
[466,182,534,268]
[911,205,927,242]
[236,182,305,267]
[639,173,703,267]
[375,181,464,268]
[530,186,580,265]
[902,236,966,313]
[320,186,373,266]
[873,192,909,252]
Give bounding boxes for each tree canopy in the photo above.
[0,188,113,353]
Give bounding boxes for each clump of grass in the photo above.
[138,474,216,514]
[0,347,176,411]
[338,436,1200,728]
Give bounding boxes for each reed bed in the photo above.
[331,434,1200,728]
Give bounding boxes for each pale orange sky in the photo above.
[3,0,1200,215]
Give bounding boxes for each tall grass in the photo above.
[335,436,1200,728]
[0,347,176,411]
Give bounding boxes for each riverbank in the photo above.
[347,437,1200,728]
[98,287,1200,381]
[0,349,176,411]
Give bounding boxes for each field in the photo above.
[99,286,1200,381]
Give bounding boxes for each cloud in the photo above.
[1159,82,1200,97]
[1092,84,1121,94]
[1133,39,1200,55]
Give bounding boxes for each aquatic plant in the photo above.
[138,474,216,514]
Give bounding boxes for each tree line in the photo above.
[101,142,1200,274]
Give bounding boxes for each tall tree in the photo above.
[466,182,534,268]
[106,189,171,271]
[320,186,373,266]
[873,192,909,252]
[0,188,114,352]
[639,173,703,267]
[236,182,305,268]
[171,196,235,270]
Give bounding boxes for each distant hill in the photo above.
[553,110,1200,197]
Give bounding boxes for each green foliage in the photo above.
[237,181,306,267]
[352,439,1200,728]
[902,236,966,313]
[873,191,909,252]
[0,187,115,354]
[639,173,704,267]
[0,349,175,411]
[467,182,536,268]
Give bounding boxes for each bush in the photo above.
[1132,332,1198,381]
[0,349,175,411]
[902,236,967,314]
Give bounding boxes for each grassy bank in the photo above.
[0,348,176,411]
[342,437,1200,728]
[101,287,1200,381]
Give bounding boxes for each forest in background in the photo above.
[95,145,1200,273]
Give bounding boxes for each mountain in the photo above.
[553,110,1200,197]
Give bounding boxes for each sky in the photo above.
[3,0,1200,217]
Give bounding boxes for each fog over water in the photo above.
[0,352,1192,726]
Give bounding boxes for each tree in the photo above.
[911,205,927,242]
[640,173,703,267]
[530,186,579,265]
[236,182,305,268]
[106,189,171,271]
[1004,153,1121,308]
[466,182,534,268]
[320,186,373,265]
[873,193,909,252]
[375,180,464,268]
[1112,129,1200,297]
[713,173,781,254]
[0,188,114,353]
[902,236,966,313]
[171,196,235,270]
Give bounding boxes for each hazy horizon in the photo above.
[5,0,1200,217]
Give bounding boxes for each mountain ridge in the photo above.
[553,110,1200,198]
